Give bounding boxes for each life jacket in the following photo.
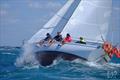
[80,37,85,42]
[112,47,120,58]
[103,42,120,58]
[117,48,120,58]
[64,36,72,42]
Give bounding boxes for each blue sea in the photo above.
[0,47,120,80]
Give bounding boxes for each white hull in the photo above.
[33,42,98,59]
[30,41,111,65]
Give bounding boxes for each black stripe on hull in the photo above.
[35,51,88,66]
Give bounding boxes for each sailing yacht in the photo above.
[25,0,120,66]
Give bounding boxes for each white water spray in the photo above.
[15,43,39,67]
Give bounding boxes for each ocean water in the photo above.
[0,47,120,80]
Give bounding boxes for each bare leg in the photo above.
[49,39,56,46]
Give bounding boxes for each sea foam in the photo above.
[15,43,39,67]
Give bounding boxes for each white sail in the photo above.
[28,0,81,43]
[107,0,120,46]
[61,0,112,42]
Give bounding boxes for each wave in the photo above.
[15,43,39,67]
[22,65,39,70]
[14,43,120,71]
[1,52,16,55]
[107,63,120,68]
[45,58,61,68]
[68,58,120,70]
[15,51,120,70]
[0,46,21,50]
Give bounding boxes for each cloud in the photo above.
[0,3,20,25]
[0,3,11,18]
[8,19,20,24]
[27,0,63,9]
[46,1,62,8]
[1,18,20,26]
[0,9,7,16]
[0,9,19,25]
[0,4,10,16]
[0,3,10,8]
[27,0,43,9]
[28,2,42,9]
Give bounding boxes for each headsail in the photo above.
[61,0,112,42]
[28,0,81,43]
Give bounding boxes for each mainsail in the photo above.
[61,0,112,42]
[106,0,120,46]
[28,0,81,43]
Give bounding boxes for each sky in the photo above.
[0,0,67,46]
[0,0,120,47]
